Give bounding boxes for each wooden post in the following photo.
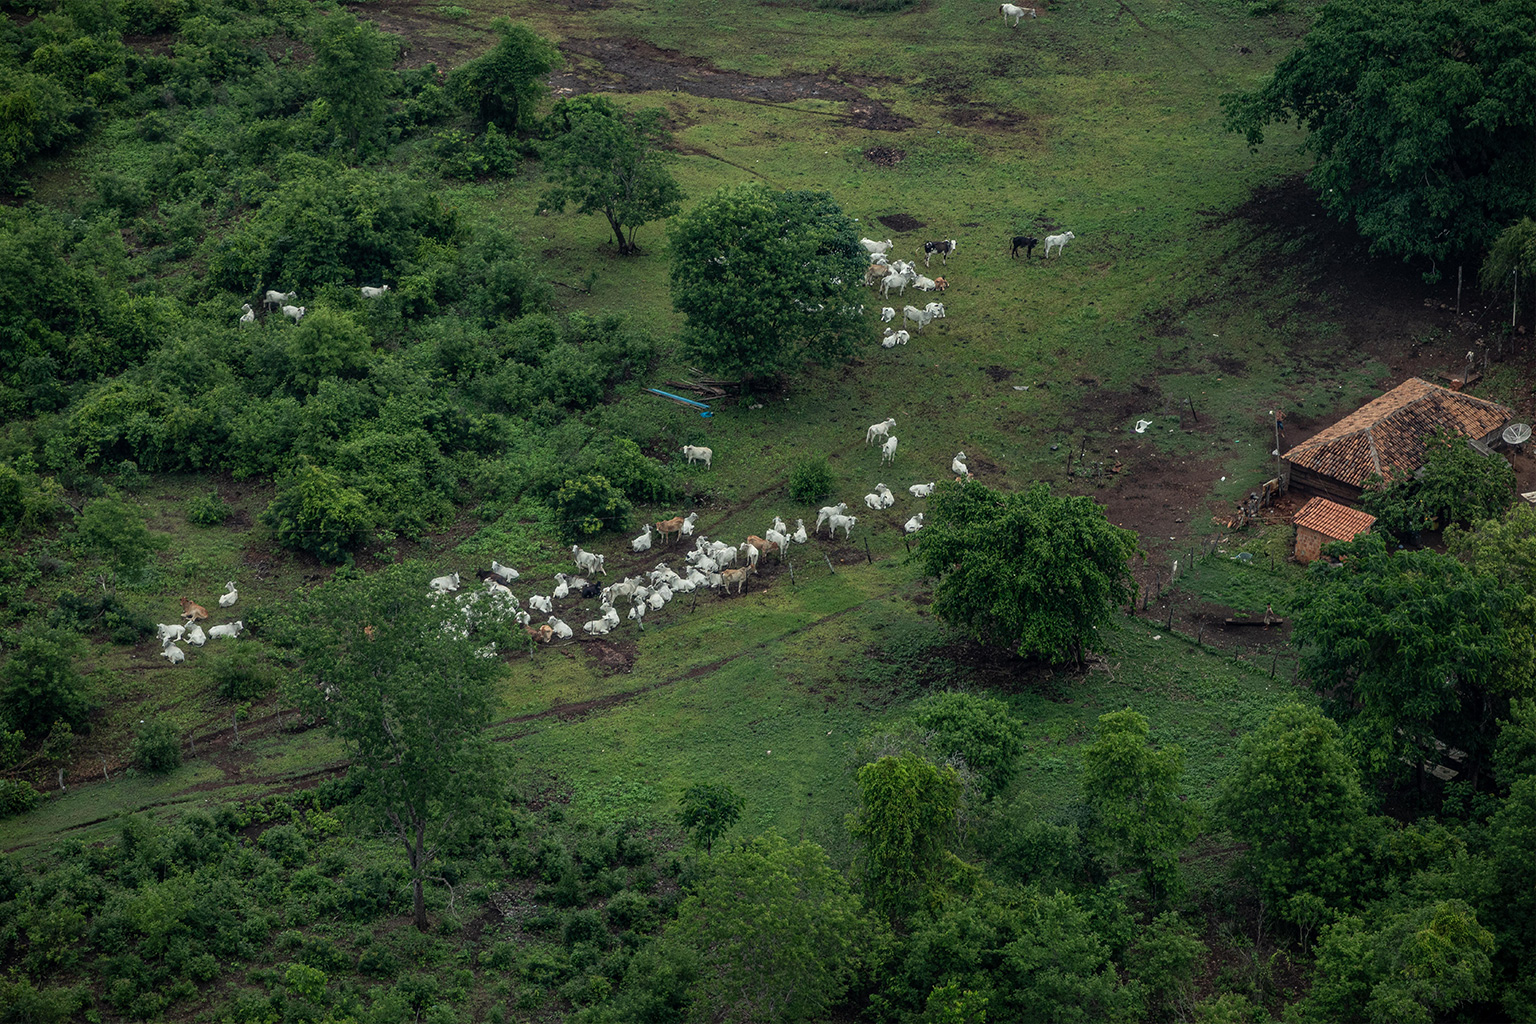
[1196,621,1204,646]
[1188,396,1199,423]
[1270,652,1278,678]
[1457,265,1462,314]
[787,559,795,586]
[1165,602,1174,630]
[102,759,109,783]
[863,537,873,564]
[58,767,65,792]
[823,552,836,574]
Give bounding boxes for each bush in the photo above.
[262,460,373,563]
[550,474,630,540]
[914,691,1026,798]
[132,720,181,773]
[209,650,272,702]
[261,824,309,869]
[787,458,835,503]
[0,778,41,818]
[185,489,232,526]
[0,623,93,739]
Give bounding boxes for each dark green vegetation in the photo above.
[1223,0,1536,272]
[2,0,1535,1020]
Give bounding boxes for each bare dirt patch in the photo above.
[586,639,637,675]
[879,213,925,232]
[864,146,906,167]
[552,38,916,131]
[343,0,474,70]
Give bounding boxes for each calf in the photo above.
[1011,235,1039,258]
[1043,231,1075,258]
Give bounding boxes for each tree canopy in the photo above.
[310,14,398,154]
[1221,0,1536,270]
[1291,533,1518,785]
[663,832,868,1024]
[446,19,559,135]
[1217,703,1374,915]
[283,566,510,931]
[1081,709,1195,898]
[849,753,962,920]
[917,481,1139,665]
[668,182,867,381]
[540,95,684,255]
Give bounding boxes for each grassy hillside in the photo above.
[2,0,1531,1020]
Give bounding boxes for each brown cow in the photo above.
[180,597,209,621]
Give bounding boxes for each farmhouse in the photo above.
[1292,497,1375,564]
[1281,378,1513,503]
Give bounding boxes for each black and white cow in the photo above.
[922,239,958,267]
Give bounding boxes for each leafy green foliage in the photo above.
[871,883,1132,1024]
[0,623,92,739]
[282,566,510,930]
[73,493,163,589]
[918,481,1139,665]
[1126,912,1206,1020]
[786,458,835,503]
[1447,502,1536,693]
[540,95,684,255]
[550,473,631,541]
[1218,704,1373,915]
[1291,533,1517,784]
[132,719,181,774]
[1294,901,1495,1024]
[310,13,398,154]
[676,783,743,854]
[1360,430,1515,543]
[663,832,867,1024]
[262,459,373,563]
[669,183,867,381]
[913,691,1025,799]
[1222,0,1536,268]
[445,19,559,134]
[1480,217,1536,296]
[1080,709,1194,898]
[184,489,232,527]
[849,753,961,919]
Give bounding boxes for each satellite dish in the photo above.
[1504,423,1532,446]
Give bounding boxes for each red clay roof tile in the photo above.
[1292,497,1376,541]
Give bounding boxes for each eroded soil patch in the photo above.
[553,38,916,130]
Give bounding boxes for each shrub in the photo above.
[261,824,308,869]
[132,720,181,773]
[914,691,1026,799]
[0,778,41,818]
[550,474,630,540]
[262,460,372,563]
[210,650,272,702]
[787,458,835,503]
[185,489,232,526]
[0,623,93,739]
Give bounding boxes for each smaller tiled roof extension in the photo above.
[1293,497,1376,542]
[1282,378,1512,488]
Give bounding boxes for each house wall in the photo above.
[1284,465,1364,505]
[1295,526,1325,564]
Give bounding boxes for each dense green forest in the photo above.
[2,0,1536,1020]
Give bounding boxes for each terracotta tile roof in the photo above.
[1282,378,1512,487]
[1293,497,1376,541]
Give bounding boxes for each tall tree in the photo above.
[1080,709,1194,898]
[668,182,867,382]
[663,832,868,1024]
[540,95,684,255]
[676,782,743,854]
[446,19,559,135]
[849,753,962,920]
[310,14,398,154]
[1291,533,1517,786]
[1221,0,1536,271]
[73,493,163,591]
[283,566,509,931]
[1447,503,1536,695]
[1217,704,1374,916]
[917,481,1139,666]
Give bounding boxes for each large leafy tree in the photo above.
[849,753,962,920]
[1080,709,1195,898]
[668,182,867,381]
[1222,0,1536,270]
[310,14,398,154]
[918,481,1139,666]
[1448,503,1536,694]
[0,623,92,740]
[446,19,559,135]
[1217,704,1374,916]
[540,95,684,255]
[662,832,868,1024]
[283,566,510,930]
[1291,533,1517,786]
